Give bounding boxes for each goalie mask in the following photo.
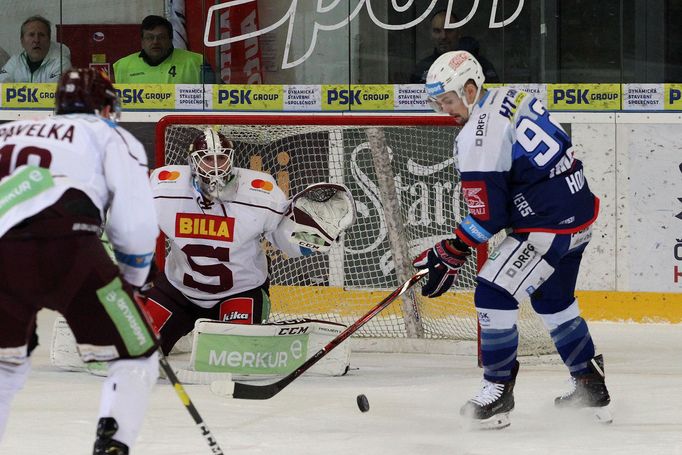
[188,128,236,201]
[425,50,484,115]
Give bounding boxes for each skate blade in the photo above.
[464,412,511,430]
[570,404,613,424]
[593,405,613,424]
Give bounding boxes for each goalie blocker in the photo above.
[282,183,356,253]
[50,317,351,381]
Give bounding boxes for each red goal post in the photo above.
[154,114,552,355]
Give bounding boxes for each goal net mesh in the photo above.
[157,115,554,356]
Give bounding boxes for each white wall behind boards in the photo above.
[559,113,682,293]
[614,117,682,293]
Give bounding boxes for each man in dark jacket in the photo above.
[410,9,499,84]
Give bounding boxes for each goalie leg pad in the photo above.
[188,318,351,378]
[49,316,111,375]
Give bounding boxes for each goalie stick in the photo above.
[231,268,428,400]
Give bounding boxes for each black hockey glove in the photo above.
[413,238,471,298]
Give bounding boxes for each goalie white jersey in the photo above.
[150,165,301,308]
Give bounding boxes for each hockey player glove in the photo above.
[412,238,471,298]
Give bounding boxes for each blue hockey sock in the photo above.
[480,326,518,382]
[550,316,595,376]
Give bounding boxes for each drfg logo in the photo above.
[6,87,39,103]
[505,243,536,278]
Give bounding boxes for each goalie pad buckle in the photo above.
[284,183,356,252]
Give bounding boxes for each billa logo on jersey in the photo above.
[462,181,490,220]
[251,179,274,192]
[175,213,235,241]
[157,170,180,181]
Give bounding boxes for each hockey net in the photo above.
[155,114,554,356]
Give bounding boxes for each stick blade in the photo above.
[232,381,282,400]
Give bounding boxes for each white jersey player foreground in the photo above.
[0,69,159,454]
[144,128,355,356]
[413,51,611,429]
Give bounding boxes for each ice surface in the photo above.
[3,309,682,455]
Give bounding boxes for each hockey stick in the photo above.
[158,352,225,454]
[131,289,224,453]
[232,268,428,400]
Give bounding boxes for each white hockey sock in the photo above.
[97,352,158,448]
[0,360,31,442]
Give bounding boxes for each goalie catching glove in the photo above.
[413,237,471,297]
[283,183,356,253]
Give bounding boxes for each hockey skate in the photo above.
[555,354,612,424]
[93,417,129,455]
[460,360,520,430]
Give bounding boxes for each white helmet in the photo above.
[188,128,236,200]
[425,50,485,114]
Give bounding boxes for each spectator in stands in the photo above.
[114,15,215,84]
[410,9,499,84]
[0,15,71,83]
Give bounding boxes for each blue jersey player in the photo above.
[413,50,612,429]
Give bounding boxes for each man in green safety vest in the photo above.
[114,15,215,84]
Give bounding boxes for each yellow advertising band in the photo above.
[270,286,682,323]
[2,83,682,111]
[576,291,682,323]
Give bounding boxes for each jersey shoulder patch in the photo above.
[456,89,515,174]
[231,168,287,209]
[234,168,281,196]
[150,165,192,193]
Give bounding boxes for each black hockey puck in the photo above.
[356,394,370,412]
